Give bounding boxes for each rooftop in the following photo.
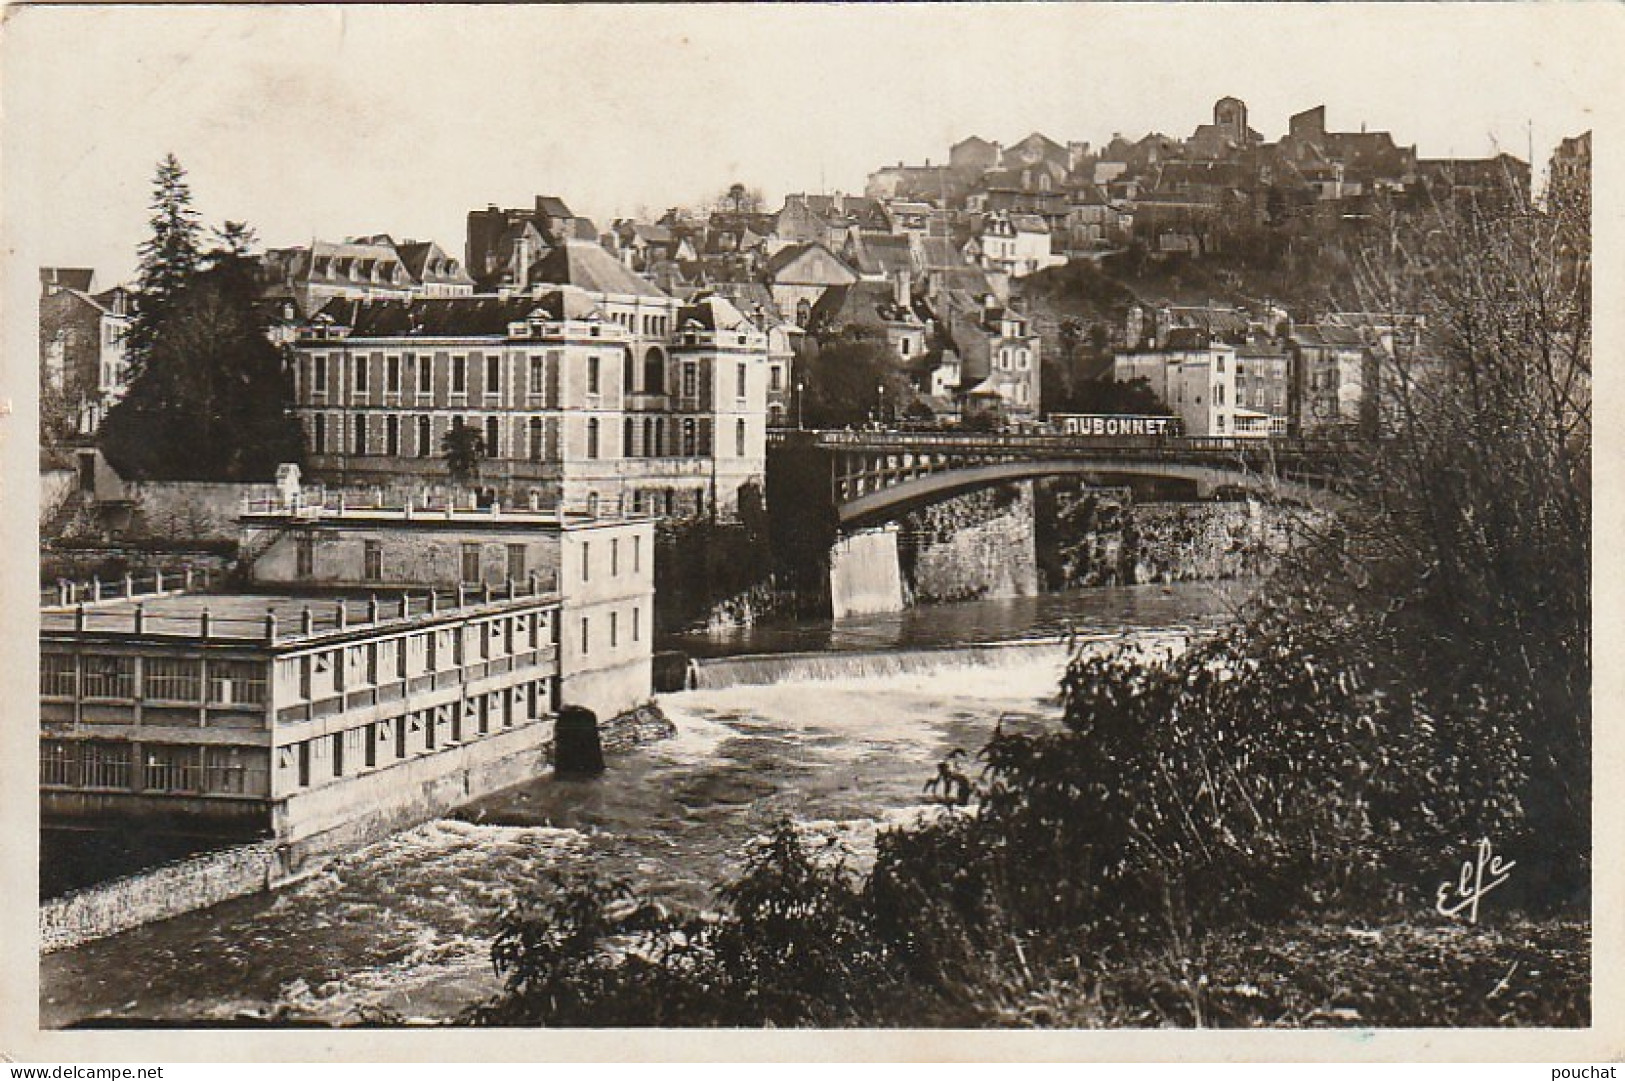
[42,585,556,645]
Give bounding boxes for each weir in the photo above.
[687,639,1073,689]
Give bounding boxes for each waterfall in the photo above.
[829,526,905,618]
[683,628,1204,691]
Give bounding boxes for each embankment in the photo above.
[39,703,675,953]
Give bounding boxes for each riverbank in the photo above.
[40,649,1070,1026]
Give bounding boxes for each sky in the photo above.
[1,3,1613,284]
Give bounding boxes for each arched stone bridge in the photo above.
[767,429,1354,528]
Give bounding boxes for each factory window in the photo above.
[312,414,326,455]
[40,653,75,697]
[486,354,501,397]
[353,355,369,394]
[624,416,635,458]
[418,415,432,457]
[633,536,641,573]
[144,744,199,793]
[142,657,202,702]
[610,611,619,649]
[312,354,329,397]
[507,544,527,581]
[419,353,434,394]
[353,415,368,456]
[736,419,747,457]
[737,362,748,399]
[452,355,467,396]
[529,355,545,396]
[461,543,481,585]
[528,417,544,460]
[386,355,401,394]
[632,606,640,642]
[82,655,134,699]
[296,536,314,580]
[205,746,256,794]
[385,415,399,457]
[580,617,590,655]
[588,355,601,395]
[581,541,591,582]
[486,416,500,458]
[611,538,619,577]
[682,363,698,399]
[208,660,267,706]
[587,419,600,459]
[332,732,344,777]
[41,741,75,786]
[83,741,132,789]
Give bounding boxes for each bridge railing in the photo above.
[771,428,1360,459]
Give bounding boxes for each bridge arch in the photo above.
[837,457,1339,528]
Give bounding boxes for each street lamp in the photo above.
[877,382,887,429]
[796,378,805,430]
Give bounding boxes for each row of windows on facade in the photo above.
[308,412,751,461]
[39,678,553,796]
[41,739,268,796]
[302,349,751,403]
[601,310,673,339]
[41,655,267,704]
[280,679,554,789]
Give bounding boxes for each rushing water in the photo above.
[41,581,1247,1028]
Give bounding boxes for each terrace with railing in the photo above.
[39,573,561,646]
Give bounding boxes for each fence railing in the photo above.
[239,492,655,523]
[42,566,222,610]
[41,573,562,645]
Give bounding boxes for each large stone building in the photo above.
[288,283,770,520]
[40,496,654,857]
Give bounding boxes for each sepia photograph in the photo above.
[2,0,1617,1060]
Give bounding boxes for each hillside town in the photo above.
[33,80,1593,1034]
[44,98,1588,512]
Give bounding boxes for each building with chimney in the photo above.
[40,269,132,439]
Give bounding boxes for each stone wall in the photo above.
[1037,479,1318,587]
[899,482,1040,603]
[1132,500,1300,583]
[40,840,281,953]
[125,482,254,542]
[39,699,676,952]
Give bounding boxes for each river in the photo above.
[40,581,1249,1028]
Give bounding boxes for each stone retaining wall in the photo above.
[40,840,281,953]
[39,702,675,953]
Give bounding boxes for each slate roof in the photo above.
[41,268,97,292]
[678,292,757,333]
[535,195,575,220]
[846,232,915,277]
[1291,324,1368,349]
[764,242,857,284]
[531,240,669,298]
[806,281,922,336]
[315,289,604,338]
[394,241,475,287]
